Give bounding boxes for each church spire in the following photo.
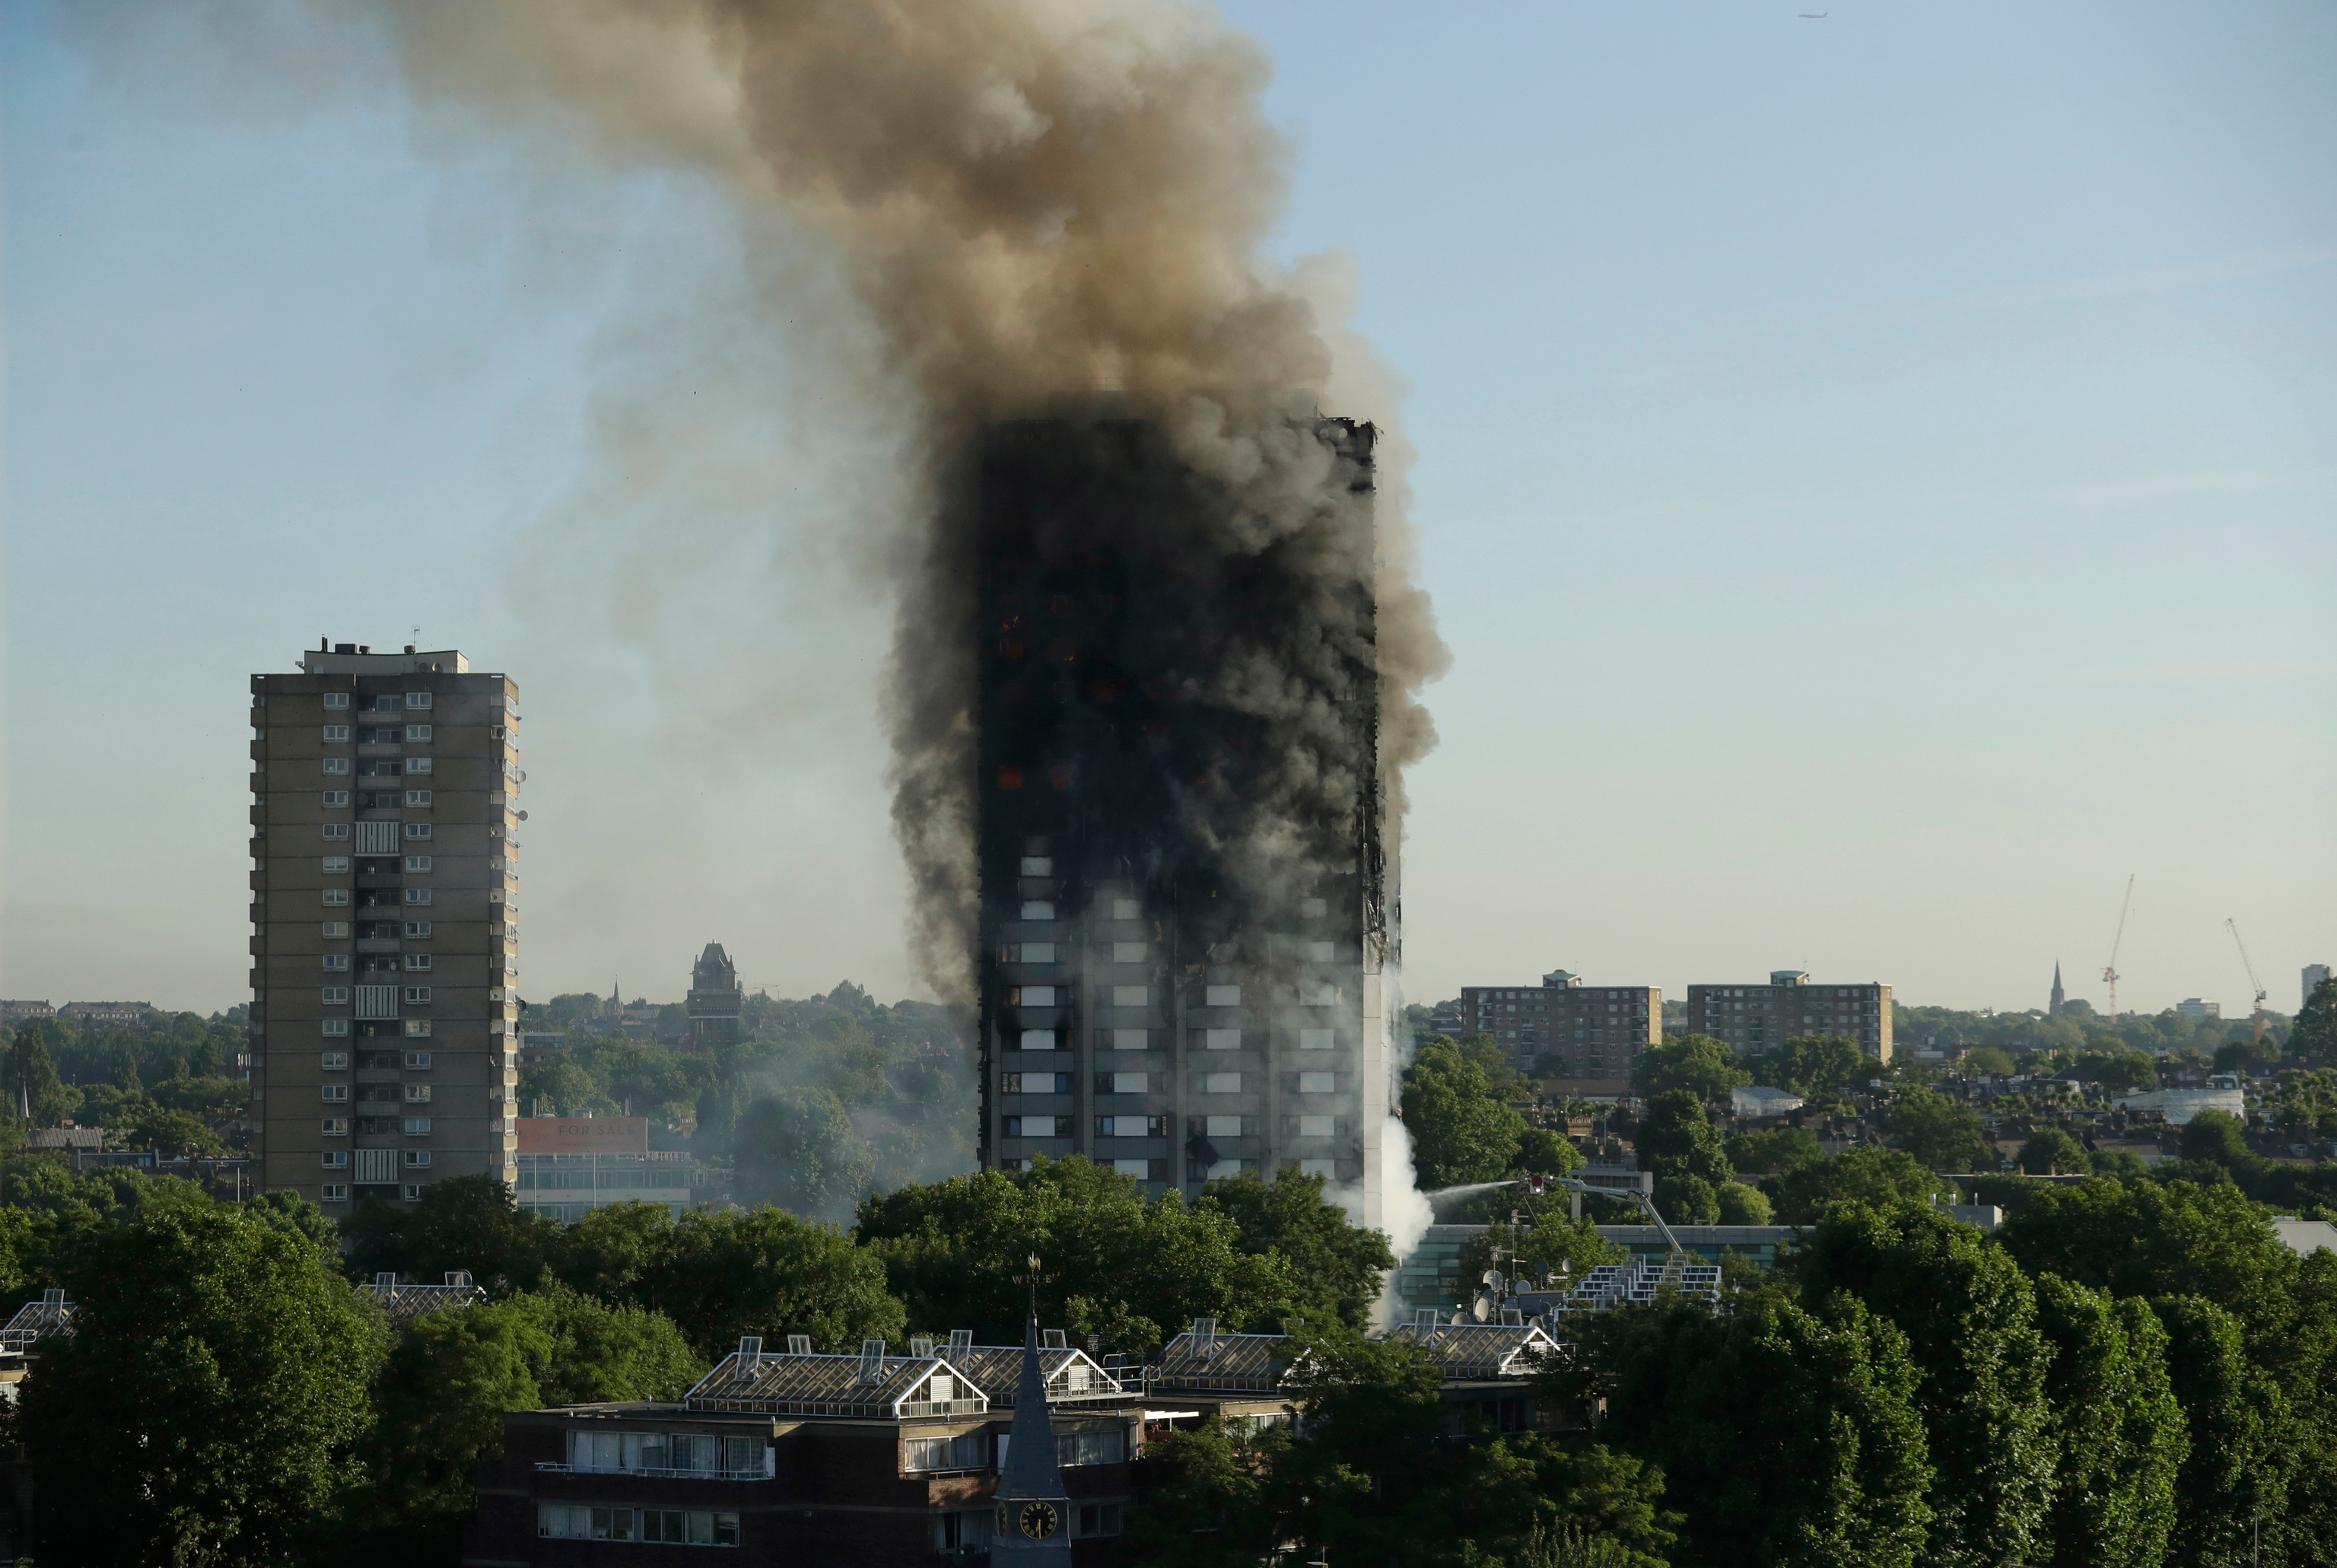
[2050,962,2065,1017]
[990,1255,1072,1559]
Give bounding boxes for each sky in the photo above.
[2,0,2331,1020]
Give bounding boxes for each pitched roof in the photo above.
[684,1347,990,1420]
[1383,1322,1562,1379]
[1146,1330,1292,1395]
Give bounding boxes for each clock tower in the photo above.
[991,1266,1074,1559]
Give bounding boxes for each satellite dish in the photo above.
[1471,1295,1493,1322]
[517,810,529,821]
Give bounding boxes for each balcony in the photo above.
[533,1462,772,1483]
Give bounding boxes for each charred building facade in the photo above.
[971,414,1392,1225]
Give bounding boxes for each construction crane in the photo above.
[2103,874,2136,1024]
[2226,918,2269,1044]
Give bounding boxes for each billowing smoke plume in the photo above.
[319,0,1448,997]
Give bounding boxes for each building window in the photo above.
[405,1050,432,1068]
[1002,1116,1067,1138]
[402,692,432,710]
[1203,1115,1244,1137]
[404,889,431,905]
[320,790,350,807]
[1013,985,1057,1006]
[404,986,432,1004]
[405,1084,432,1104]
[322,856,351,874]
[321,757,351,776]
[320,1184,349,1203]
[321,988,350,1006]
[321,1150,348,1169]
[1111,984,1149,1005]
[404,822,432,840]
[321,921,349,939]
[1058,1428,1127,1467]
[1295,1115,1337,1137]
[405,755,433,775]
[1096,1072,1148,1094]
[403,921,432,939]
[1111,1029,1153,1051]
[1019,900,1056,921]
[1299,1029,1335,1051]
[405,724,431,743]
[402,790,431,807]
[1112,941,1146,962]
[1001,1073,1072,1095]
[321,1051,348,1070]
[321,724,351,742]
[322,1086,349,1103]
[406,1150,432,1168]
[1297,1072,1336,1093]
[322,955,350,972]
[1205,984,1241,1006]
[322,692,350,710]
[404,855,432,873]
[403,1019,433,1038]
[905,1433,989,1473]
[321,1118,348,1137]
[405,954,432,972]
[1299,896,1328,918]
[1299,983,1339,1006]
[998,942,1057,963]
[1096,1115,1165,1137]
[404,1118,432,1136]
[320,822,351,841]
[322,1019,348,1037]
[1203,1072,1242,1093]
[1302,940,1335,962]
[1017,1029,1057,1051]
[1200,1029,1242,1051]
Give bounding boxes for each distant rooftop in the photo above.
[298,642,471,675]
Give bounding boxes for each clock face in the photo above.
[1019,1500,1061,1540]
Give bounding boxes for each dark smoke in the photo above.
[84,0,1447,1003]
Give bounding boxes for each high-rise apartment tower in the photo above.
[250,643,521,1207]
[1687,972,1893,1061]
[971,415,1391,1226]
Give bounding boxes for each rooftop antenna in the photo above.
[2103,875,2136,1024]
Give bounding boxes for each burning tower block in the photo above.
[971,412,1392,1227]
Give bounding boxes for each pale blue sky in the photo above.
[4,1,2332,1018]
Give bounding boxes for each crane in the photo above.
[2226,918,2269,1045]
[2103,874,2135,1024]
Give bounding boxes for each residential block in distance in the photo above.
[1686,971,1893,1062]
[250,641,522,1210]
[1458,971,1661,1078]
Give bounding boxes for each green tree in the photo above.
[1769,1147,1954,1224]
[1747,1035,1865,1098]
[1725,1126,1824,1175]
[1957,1046,2018,1080]
[2071,1045,2159,1094]
[2,1024,76,1126]
[733,1085,876,1221]
[2017,1127,2090,1175]
[2177,1109,2254,1170]
[119,1101,223,1157]
[1715,1181,1773,1224]
[549,1201,904,1359]
[1792,1203,2055,1568]
[2148,1296,2291,1568]
[1587,1291,1933,1568]
[1995,1178,2302,1336]
[1401,1040,1525,1188]
[342,1173,555,1287]
[338,1283,701,1560]
[1199,1167,1396,1329]
[2029,1275,2185,1568]
[22,1199,386,1566]
[1629,1035,1747,1102]
[1514,1125,1582,1177]
[1884,1086,1993,1170]
[1634,1091,1733,1225]
[1455,1199,1623,1298]
[856,1158,1290,1354]
[2287,976,2337,1068]
[1273,1327,1677,1566]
